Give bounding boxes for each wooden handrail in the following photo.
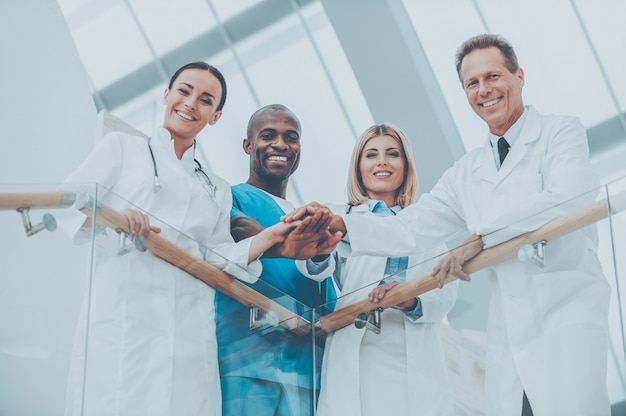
[3,189,625,337]
[0,191,77,210]
[314,190,626,335]
[0,191,311,336]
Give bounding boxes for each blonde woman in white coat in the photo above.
[299,124,458,416]
[61,62,300,416]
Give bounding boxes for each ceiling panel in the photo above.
[573,0,626,116]
[209,0,265,21]
[475,0,614,127]
[128,0,217,56]
[69,2,153,88]
[402,0,491,151]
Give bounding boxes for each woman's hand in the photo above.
[368,280,417,310]
[265,220,301,245]
[248,220,300,263]
[282,201,326,223]
[282,202,347,236]
[122,208,161,240]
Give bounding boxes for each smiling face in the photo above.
[358,134,406,207]
[162,68,223,144]
[460,46,525,136]
[244,108,301,195]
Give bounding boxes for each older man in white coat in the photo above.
[288,34,611,416]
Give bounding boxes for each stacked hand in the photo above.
[283,202,347,235]
[277,204,343,259]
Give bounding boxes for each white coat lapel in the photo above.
[474,139,498,184]
[495,106,541,184]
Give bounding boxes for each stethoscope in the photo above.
[147,138,216,197]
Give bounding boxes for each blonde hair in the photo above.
[346,123,418,208]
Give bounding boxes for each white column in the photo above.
[320,0,465,193]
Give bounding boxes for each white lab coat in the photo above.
[341,107,611,416]
[61,128,260,416]
[299,203,457,416]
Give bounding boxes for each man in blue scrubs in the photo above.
[215,104,334,416]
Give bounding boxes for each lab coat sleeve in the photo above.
[295,254,336,282]
[57,132,125,243]
[481,116,599,247]
[204,187,261,284]
[341,175,468,258]
[206,237,261,284]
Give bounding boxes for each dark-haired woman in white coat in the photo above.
[299,124,458,416]
[61,62,298,416]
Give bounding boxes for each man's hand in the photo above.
[432,233,484,287]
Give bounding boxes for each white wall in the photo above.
[0,1,96,414]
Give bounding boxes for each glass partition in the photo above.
[0,183,319,415]
[602,177,626,407]
[2,179,625,415]
[311,177,626,414]
[0,183,97,415]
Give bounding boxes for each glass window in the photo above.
[402,0,624,153]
